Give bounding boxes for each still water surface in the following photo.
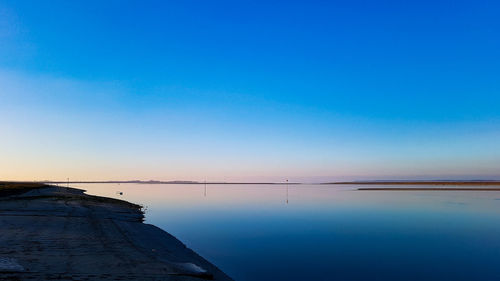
[75,183,500,281]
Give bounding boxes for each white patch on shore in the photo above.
[0,257,25,272]
[174,262,207,274]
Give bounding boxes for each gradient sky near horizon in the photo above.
[1,0,499,182]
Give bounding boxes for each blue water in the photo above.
[76,183,500,281]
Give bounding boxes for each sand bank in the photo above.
[332,181,500,185]
[358,187,500,191]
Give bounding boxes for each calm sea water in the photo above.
[74,183,500,281]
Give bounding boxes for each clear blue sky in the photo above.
[1,0,499,181]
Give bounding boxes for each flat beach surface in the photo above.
[358,187,500,191]
[333,181,500,185]
[0,183,232,281]
[330,181,500,191]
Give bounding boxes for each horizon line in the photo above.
[4,179,500,185]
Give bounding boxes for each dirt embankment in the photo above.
[0,182,233,281]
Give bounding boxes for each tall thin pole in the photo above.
[204,180,207,197]
[286,179,289,204]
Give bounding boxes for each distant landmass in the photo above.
[37,180,500,185]
[40,180,297,185]
[328,180,500,185]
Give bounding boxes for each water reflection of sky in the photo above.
[76,183,500,281]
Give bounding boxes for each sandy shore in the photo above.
[331,181,500,185]
[358,187,500,191]
[0,183,232,280]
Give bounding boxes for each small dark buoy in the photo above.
[116,191,123,195]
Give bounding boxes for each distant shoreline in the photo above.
[32,180,500,185]
[38,180,302,185]
[330,181,500,185]
[357,187,500,191]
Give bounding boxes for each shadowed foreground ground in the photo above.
[0,183,232,281]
